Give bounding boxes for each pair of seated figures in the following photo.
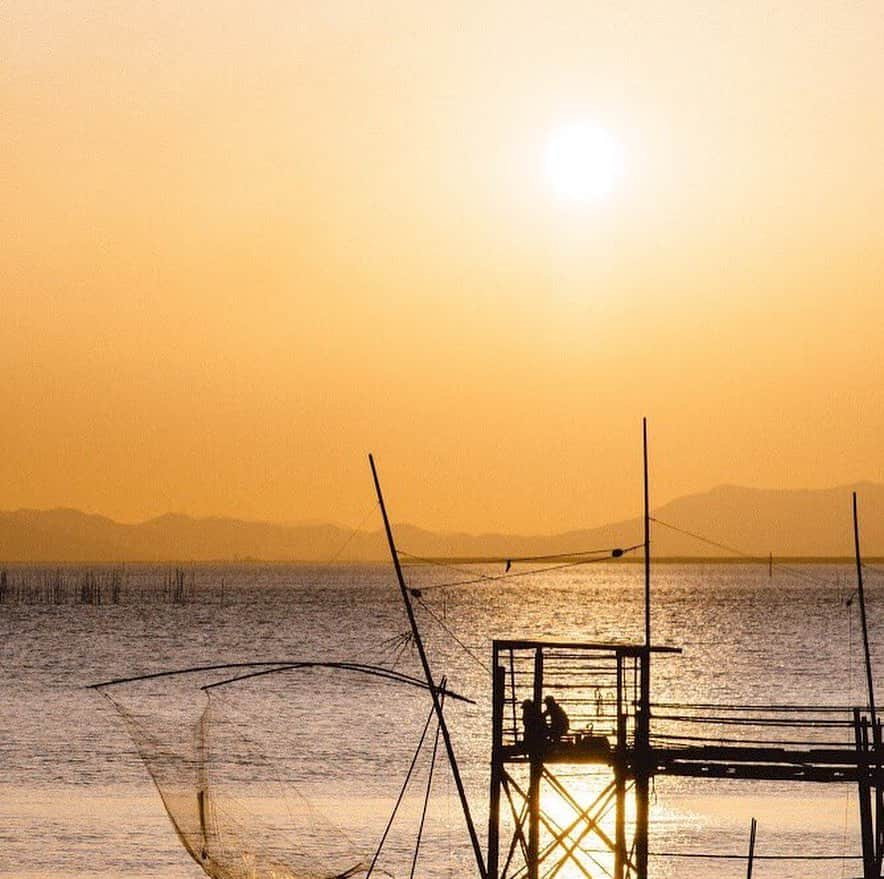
[522,695,569,747]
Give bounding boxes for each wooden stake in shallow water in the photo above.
[369,454,488,879]
[746,817,757,879]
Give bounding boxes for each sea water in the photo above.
[0,561,881,879]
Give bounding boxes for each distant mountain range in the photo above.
[1,483,883,562]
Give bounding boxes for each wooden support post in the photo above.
[488,660,505,879]
[876,717,884,877]
[635,649,650,879]
[614,655,627,879]
[856,709,876,879]
[528,647,544,879]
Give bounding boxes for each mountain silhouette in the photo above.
[1,483,882,562]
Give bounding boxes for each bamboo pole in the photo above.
[369,454,488,879]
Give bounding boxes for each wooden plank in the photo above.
[493,638,681,655]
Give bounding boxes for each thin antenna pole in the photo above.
[368,454,488,879]
[643,417,650,647]
[853,492,877,724]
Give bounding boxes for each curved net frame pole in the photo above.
[369,453,489,879]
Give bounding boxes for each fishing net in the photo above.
[98,664,461,879]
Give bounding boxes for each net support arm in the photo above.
[369,453,488,879]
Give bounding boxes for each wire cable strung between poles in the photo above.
[403,544,637,676]
[398,543,643,595]
[323,500,379,566]
[390,542,641,679]
[410,694,444,879]
[414,593,490,674]
[365,701,439,879]
[650,517,839,587]
[400,545,635,567]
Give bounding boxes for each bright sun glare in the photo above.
[544,123,624,202]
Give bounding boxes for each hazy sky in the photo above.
[3,2,883,533]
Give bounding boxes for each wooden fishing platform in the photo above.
[369,443,884,879]
[487,639,884,879]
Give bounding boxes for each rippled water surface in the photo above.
[1,562,881,878]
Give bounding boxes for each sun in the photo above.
[543,123,624,202]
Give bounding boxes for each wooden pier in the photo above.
[487,639,884,879]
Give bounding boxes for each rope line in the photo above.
[365,702,437,879]
[323,501,378,565]
[400,543,643,594]
[400,545,633,566]
[415,594,490,674]
[650,517,839,586]
[409,688,444,879]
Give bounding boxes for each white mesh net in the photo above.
[98,664,457,879]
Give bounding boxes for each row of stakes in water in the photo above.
[0,567,197,605]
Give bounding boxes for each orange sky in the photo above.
[2,2,883,534]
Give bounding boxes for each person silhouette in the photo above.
[543,695,569,742]
[522,699,545,750]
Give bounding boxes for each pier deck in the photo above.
[504,738,883,782]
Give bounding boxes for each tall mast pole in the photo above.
[369,454,488,879]
[853,491,883,876]
[635,418,651,879]
[643,417,651,648]
[854,491,877,725]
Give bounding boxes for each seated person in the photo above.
[521,699,546,749]
[543,695,569,742]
